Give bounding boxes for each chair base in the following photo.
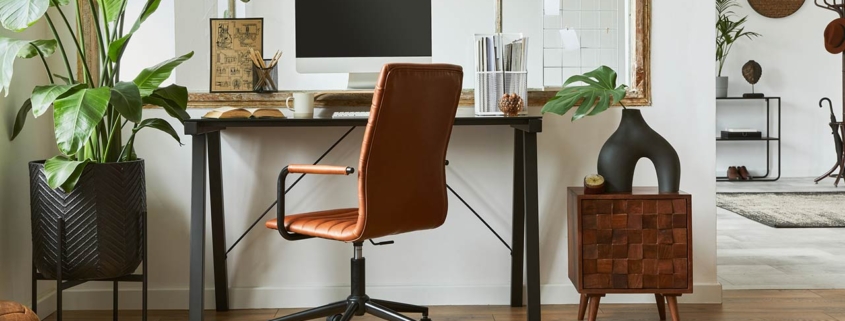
[271,243,429,321]
[270,297,429,321]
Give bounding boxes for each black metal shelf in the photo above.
[717,97,781,100]
[715,97,781,182]
[716,137,780,141]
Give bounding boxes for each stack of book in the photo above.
[475,34,529,116]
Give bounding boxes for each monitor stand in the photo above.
[347,73,380,90]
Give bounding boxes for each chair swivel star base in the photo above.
[271,243,430,321]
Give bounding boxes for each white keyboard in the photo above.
[332,111,371,119]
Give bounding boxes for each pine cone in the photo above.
[499,93,525,117]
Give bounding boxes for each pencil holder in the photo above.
[253,59,278,93]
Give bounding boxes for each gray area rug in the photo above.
[716,192,845,228]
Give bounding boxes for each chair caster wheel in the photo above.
[421,317,431,321]
[327,314,343,321]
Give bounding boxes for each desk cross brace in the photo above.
[226,126,359,256]
[225,127,515,257]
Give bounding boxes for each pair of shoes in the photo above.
[727,166,740,180]
[727,166,752,180]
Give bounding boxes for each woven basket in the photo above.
[29,160,146,280]
[748,0,805,18]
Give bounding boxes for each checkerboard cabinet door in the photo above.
[567,187,692,321]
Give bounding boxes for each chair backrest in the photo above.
[352,63,464,241]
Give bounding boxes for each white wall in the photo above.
[0,21,58,307]
[718,2,838,178]
[52,0,720,310]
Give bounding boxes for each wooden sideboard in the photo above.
[567,187,693,321]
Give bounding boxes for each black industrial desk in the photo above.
[184,113,543,321]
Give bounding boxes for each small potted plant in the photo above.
[543,66,680,193]
[2,0,192,280]
[716,0,761,98]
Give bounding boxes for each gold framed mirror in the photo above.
[533,0,651,107]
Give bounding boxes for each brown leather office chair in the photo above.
[265,63,464,321]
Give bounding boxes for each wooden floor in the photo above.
[42,290,845,321]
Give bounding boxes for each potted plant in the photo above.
[542,66,680,193]
[716,0,761,98]
[2,0,192,280]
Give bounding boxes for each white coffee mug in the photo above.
[286,92,315,118]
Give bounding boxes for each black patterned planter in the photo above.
[29,160,146,280]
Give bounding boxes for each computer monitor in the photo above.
[295,0,433,89]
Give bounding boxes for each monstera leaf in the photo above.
[541,66,628,121]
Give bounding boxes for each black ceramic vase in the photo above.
[597,109,681,193]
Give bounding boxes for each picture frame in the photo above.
[209,18,264,93]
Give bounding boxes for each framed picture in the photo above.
[209,18,264,92]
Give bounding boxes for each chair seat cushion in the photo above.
[266,208,360,240]
[0,301,39,321]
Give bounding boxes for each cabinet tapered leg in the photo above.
[587,294,603,321]
[578,294,589,320]
[666,295,680,321]
[655,294,666,320]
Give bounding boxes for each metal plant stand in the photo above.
[32,212,148,321]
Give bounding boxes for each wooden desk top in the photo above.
[180,90,560,109]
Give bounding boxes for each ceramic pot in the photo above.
[716,76,729,98]
[597,109,681,193]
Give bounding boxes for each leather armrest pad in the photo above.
[288,164,353,175]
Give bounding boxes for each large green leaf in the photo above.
[134,118,181,144]
[107,0,160,61]
[31,84,84,117]
[10,98,31,140]
[541,66,628,121]
[107,35,129,62]
[49,0,69,7]
[132,51,194,97]
[99,0,124,22]
[53,87,110,155]
[0,37,34,96]
[17,39,56,58]
[142,94,189,121]
[110,81,142,122]
[153,84,188,108]
[0,0,48,31]
[44,156,89,192]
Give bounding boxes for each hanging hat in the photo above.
[825,18,845,54]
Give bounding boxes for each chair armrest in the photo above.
[287,164,356,175]
[275,165,355,241]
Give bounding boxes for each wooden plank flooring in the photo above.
[41,290,845,321]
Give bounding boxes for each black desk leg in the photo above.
[189,134,208,321]
[523,132,541,321]
[511,129,525,307]
[207,132,230,311]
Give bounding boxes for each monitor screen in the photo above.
[296,0,432,58]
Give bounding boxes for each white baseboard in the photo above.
[51,283,723,311]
